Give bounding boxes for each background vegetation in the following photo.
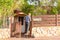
[0,0,60,28]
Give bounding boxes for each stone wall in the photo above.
[0,27,60,38]
[32,27,60,37]
[0,28,10,38]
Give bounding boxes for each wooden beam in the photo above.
[30,14,32,37]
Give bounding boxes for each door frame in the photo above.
[10,11,32,37]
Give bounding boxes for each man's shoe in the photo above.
[24,31,30,35]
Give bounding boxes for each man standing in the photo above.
[24,13,31,35]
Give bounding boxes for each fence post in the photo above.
[30,14,32,37]
[56,14,58,26]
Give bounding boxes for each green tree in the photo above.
[0,0,14,27]
[56,0,60,14]
[20,0,35,15]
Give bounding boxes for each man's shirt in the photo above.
[25,15,31,23]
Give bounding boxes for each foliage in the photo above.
[0,0,14,27]
[0,0,14,16]
[0,19,3,26]
[34,7,47,15]
[20,1,35,15]
[56,0,60,14]
[50,7,58,14]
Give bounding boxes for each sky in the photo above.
[27,0,57,6]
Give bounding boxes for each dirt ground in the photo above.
[0,36,60,40]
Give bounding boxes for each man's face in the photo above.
[28,13,31,16]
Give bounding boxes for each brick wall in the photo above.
[58,15,60,26]
[32,15,60,27]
